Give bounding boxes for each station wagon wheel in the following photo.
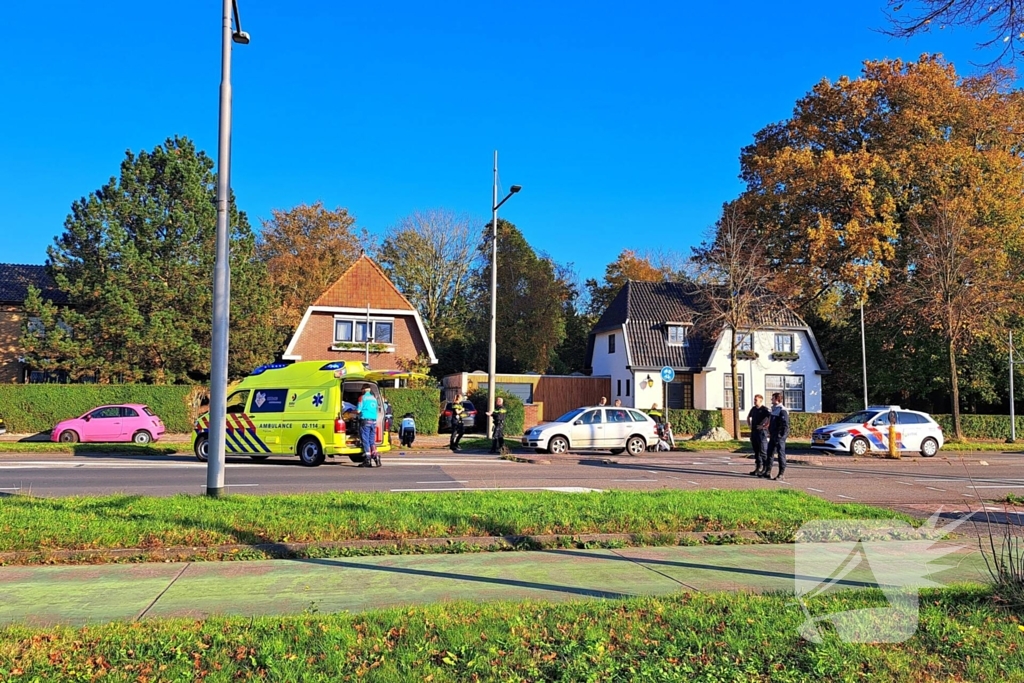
[626,436,646,456]
[194,435,209,462]
[920,437,939,458]
[133,430,152,445]
[850,437,870,457]
[59,430,79,444]
[298,437,326,467]
[548,436,569,455]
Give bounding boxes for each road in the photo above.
[1,450,1021,514]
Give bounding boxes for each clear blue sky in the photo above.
[0,1,998,284]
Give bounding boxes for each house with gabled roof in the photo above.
[585,280,828,414]
[0,263,70,383]
[282,254,437,370]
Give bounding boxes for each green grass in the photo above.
[1,586,1020,681]
[998,493,1024,505]
[0,442,181,455]
[0,490,910,557]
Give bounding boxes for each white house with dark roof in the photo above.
[585,281,829,413]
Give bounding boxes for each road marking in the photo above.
[926,487,947,492]
[0,487,21,491]
[968,485,1024,488]
[390,486,603,493]
[806,487,824,492]
[962,493,975,497]
[202,484,259,488]
[896,481,915,486]
[416,480,469,484]
[612,479,657,482]
[665,476,682,480]
[837,495,856,500]
[687,481,701,485]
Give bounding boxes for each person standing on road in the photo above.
[747,394,771,477]
[357,386,381,468]
[486,397,507,454]
[449,394,467,452]
[764,392,790,481]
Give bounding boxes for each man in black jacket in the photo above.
[747,394,771,476]
[763,392,790,481]
[486,397,507,454]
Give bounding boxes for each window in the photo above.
[608,334,616,354]
[617,379,622,397]
[581,410,603,424]
[334,318,396,346]
[628,410,648,422]
[226,390,250,414]
[608,409,629,422]
[355,322,369,342]
[90,407,121,419]
[736,333,753,351]
[667,325,688,346]
[375,322,393,344]
[774,334,794,353]
[335,320,353,343]
[724,373,745,411]
[120,407,139,418]
[626,379,631,397]
[766,375,805,412]
[250,389,289,414]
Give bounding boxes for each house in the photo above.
[585,281,828,414]
[0,264,70,383]
[442,371,611,427]
[282,254,438,370]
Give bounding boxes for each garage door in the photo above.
[496,382,533,404]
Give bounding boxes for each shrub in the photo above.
[467,388,525,436]
[667,409,721,435]
[0,385,194,433]
[382,387,439,435]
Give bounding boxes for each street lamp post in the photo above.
[487,150,521,438]
[207,0,250,498]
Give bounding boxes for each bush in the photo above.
[467,388,525,436]
[382,387,439,435]
[0,385,194,433]
[788,412,847,438]
[666,409,721,435]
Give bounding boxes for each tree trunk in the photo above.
[731,328,741,440]
[948,337,963,441]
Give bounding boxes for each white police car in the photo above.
[811,406,944,457]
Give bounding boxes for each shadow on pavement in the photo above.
[575,459,763,481]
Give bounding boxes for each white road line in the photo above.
[968,485,1024,488]
[806,488,824,492]
[837,495,856,500]
[687,481,701,485]
[611,479,657,482]
[390,486,603,493]
[416,480,469,484]
[926,487,947,492]
[202,484,259,488]
[0,487,21,491]
[896,481,915,486]
[962,493,975,497]
[666,476,682,480]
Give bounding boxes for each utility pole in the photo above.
[861,301,868,410]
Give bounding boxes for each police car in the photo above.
[810,406,944,457]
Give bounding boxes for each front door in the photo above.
[570,409,604,448]
[87,406,123,441]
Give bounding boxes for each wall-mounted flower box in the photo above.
[735,350,759,360]
[332,342,395,353]
[770,351,799,362]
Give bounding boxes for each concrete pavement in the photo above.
[0,542,990,627]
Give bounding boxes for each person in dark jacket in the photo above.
[486,397,507,454]
[763,392,790,480]
[449,394,467,452]
[747,394,771,476]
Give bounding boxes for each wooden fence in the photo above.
[533,376,611,422]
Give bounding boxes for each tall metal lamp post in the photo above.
[207,0,250,498]
[487,150,521,437]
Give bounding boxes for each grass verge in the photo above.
[0,586,1019,681]
[0,489,910,560]
[0,442,180,455]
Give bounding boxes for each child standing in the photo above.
[399,413,416,447]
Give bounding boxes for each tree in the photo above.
[585,249,678,317]
[691,206,777,440]
[469,219,567,374]
[895,197,1021,439]
[21,136,282,383]
[549,264,592,375]
[884,1,1024,64]
[257,202,365,332]
[377,209,481,336]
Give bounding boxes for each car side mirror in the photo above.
[84,415,91,422]
[574,420,582,425]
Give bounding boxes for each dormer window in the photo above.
[667,325,688,347]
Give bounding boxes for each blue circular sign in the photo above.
[660,366,675,383]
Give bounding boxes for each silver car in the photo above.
[521,407,658,455]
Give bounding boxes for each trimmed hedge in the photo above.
[787,411,1024,440]
[381,387,439,435]
[0,385,194,434]
[666,409,722,435]
[467,388,525,436]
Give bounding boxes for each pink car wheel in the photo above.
[59,430,79,443]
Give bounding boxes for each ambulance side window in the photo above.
[249,389,289,413]
[226,391,250,414]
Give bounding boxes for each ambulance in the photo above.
[192,360,422,467]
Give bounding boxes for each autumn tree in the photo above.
[377,209,481,336]
[21,136,281,383]
[691,206,777,439]
[885,1,1024,64]
[585,249,679,317]
[257,202,365,332]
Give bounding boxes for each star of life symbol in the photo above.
[793,510,968,643]
[312,392,324,407]
[254,391,266,408]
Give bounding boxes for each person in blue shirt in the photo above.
[399,412,416,447]
[357,386,381,467]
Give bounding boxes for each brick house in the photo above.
[0,264,70,383]
[281,254,437,370]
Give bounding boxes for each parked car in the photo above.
[810,405,943,457]
[439,400,478,432]
[521,406,658,455]
[0,415,6,435]
[52,404,166,444]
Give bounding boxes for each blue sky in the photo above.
[0,1,998,285]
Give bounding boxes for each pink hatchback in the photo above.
[52,404,166,444]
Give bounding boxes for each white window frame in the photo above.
[608,334,616,354]
[724,373,745,411]
[736,332,753,351]
[774,333,794,353]
[667,325,689,347]
[766,374,805,412]
[333,316,397,350]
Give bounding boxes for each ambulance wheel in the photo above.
[850,437,870,457]
[194,435,209,462]
[297,437,325,467]
[249,455,270,461]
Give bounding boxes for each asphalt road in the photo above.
[1,450,1021,514]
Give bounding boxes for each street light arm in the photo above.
[492,189,519,212]
[231,0,250,43]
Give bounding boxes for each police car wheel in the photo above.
[920,437,939,458]
[850,437,870,457]
[194,435,209,462]
[298,438,325,467]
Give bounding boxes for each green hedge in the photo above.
[467,388,525,437]
[665,409,722,435]
[786,411,1024,440]
[0,385,195,434]
[788,412,847,438]
[382,387,440,435]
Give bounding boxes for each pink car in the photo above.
[52,404,166,444]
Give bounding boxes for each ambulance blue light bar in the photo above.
[250,362,288,376]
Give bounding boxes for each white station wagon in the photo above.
[522,407,659,455]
